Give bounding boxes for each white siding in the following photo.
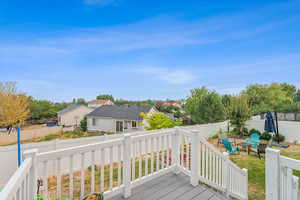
[58,106,92,127]
[87,117,115,132]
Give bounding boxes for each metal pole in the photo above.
[275,112,280,144]
[17,127,21,167]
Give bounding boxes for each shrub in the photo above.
[249,128,261,135]
[273,134,285,142]
[242,127,249,136]
[260,132,272,141]
[80,117,87,132]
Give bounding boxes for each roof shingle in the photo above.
[86,105,153,120]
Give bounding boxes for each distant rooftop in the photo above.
[88,99,113,104]
[57,104,84,115]
[86,105,153,120]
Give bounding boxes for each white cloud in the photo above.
[135,67,197,85]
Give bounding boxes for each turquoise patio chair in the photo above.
[222,139,239,154]
[246,133,260,148]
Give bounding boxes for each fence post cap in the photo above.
[23,148,38,155]
[123,133,131,138]
[223,152,229,157]
[266,147,280,153]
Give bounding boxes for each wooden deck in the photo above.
[108,172,229,200]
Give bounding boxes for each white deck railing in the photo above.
[0,127,248,200]
[266,148,300,200]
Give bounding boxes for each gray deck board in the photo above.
[107,172,229,200]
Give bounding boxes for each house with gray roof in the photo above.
[57,104,92,127]
[86,105,157,133]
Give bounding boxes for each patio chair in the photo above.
[249,143,267,159]
[246,133,260,148]
[222,139,239,154]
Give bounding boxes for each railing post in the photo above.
[266,148,280,200]
[23,149,38,200]
[190,130,200,186]
[223,152,230,197]
[242,168,248,200]
[172,127,180,174]
[123,134,132,198]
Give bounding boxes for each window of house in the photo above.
[92,118,96,126]
[132,121,137,128]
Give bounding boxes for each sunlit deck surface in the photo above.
[108,172,229,200]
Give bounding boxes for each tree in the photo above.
[96,94,114,101]
[294,90,300,102]
[280,83,296,99]
[0,82,29,129]
[242,83,293,114]
[80,117,87,132]
[228,96,252,136]
[28,98,69,124]
[141,112,181,130]
[184,87,225,124]
[75,98,87,105]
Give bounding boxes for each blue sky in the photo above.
[1,0,300,102]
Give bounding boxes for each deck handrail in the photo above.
[266,148,300,200]
[0,126,248,200]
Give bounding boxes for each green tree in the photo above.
[242,83,293,113]
[185,87,225,124]
[294,90,300,102]
[141,112,181,130]
[28,98,69,124]
[80,117,87,132]
[96,94,114,101]
[228,96,252,136]
[75,98,87,105]
[280,83,296,99]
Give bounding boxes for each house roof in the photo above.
[57,104,85,115]
[162,101,181,107]
[88,99,112,104]
[86,105,153,120]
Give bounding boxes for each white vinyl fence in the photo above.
[266,148,300,200]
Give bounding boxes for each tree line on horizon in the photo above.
[1,81,300,132]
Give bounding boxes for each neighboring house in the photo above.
[86,105,157,133]
[88,99,114,109]
[57,104,93,127]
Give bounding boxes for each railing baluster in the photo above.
[210,149,212,181]
[57,157,61,199]
[117,144,122,186]
[161,135,165,169]
[25,174,29,200]
[43,161,48,200]
[151,137,154,174]
[132,141,136,180]
[180,137,183,167]
[91,150,95,193]
[69,155,73,199]
[100,148,105,192]
[80,153,85,198]
[156,137,159,171]
[139,139,142,178]
[145,138,149,176]
[109,146,113,190]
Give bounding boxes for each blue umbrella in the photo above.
[264,112,276,133]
